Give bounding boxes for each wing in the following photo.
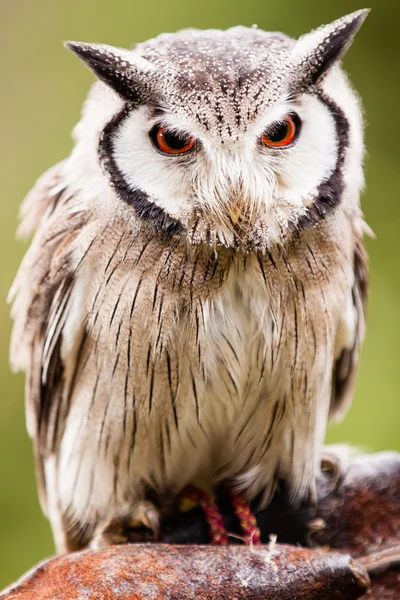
[16,160,69,240]
[330,230,369,419]
[9,162,87,513]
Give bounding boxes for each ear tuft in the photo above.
[292,9,370,86]
[65,41,153,103]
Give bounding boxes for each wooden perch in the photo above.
[1,451,399,599]
[0,544,369,600]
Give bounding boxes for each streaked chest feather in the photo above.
[55,230,353,521]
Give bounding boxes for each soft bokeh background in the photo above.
[0,0,399,588]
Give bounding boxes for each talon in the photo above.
[90,518,128,550]
[143,505,161,539]
[308,518,325,533]
[305,517,326,547]
[318,448,349,499]
[321,456,339,477]
[129,500,161,540]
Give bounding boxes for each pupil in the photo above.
[164,131,187,150]
[269,122,289,143]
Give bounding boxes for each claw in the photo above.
[89,500,161,549]
[90,518,128,550]
[318,448,349,500]
[129,500,161,540]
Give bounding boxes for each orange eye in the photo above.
[261,113,300,148]
[150,124,196,155]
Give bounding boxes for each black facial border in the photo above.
[295,92,350,230]
[98,104,185,239]
[99,94,350,242]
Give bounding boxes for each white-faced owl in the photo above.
[9,10,369,551]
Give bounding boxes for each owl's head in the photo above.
[66,10,368,251]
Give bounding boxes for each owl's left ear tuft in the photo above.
[65,41,155,103]
[292,9,370,86]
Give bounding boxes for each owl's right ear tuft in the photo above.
[65,41,154,103]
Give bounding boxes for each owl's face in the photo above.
[67,10,367,251]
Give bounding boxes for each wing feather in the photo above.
[17,160,69,240]
[330,232,368,419]
[9,163,87,512]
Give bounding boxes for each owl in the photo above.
[9,10,369,552]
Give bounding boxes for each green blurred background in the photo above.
[0,0,399,588]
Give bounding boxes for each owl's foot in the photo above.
[318,447,350,500]
[230,490,261,545]
[90,500,161,550]
[128,499,161,538]
[181,486,261,545]
[182,485,228,544]
[90,518,130,550]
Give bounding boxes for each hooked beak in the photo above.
[229,205,242,225]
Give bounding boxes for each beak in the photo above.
[229,206,241,225]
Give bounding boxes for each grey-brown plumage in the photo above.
[9,10,370,552]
